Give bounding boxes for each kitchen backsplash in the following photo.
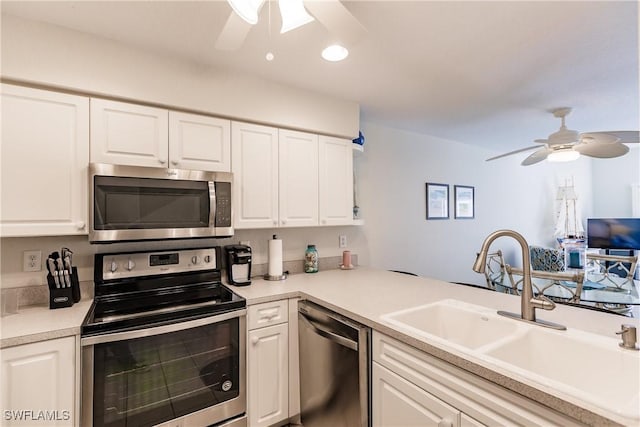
[0,226,367,291]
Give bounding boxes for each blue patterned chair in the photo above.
[529,246,565,272]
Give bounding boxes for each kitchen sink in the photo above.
[382,298,640,422]
[484,327,640,420]
[381,299,519,350]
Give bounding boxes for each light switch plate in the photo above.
[23,250,42,272]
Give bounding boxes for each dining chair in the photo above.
[586,253,638,288]
[505,266,585,303]
[481,250,508,291]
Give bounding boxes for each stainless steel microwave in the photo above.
[89,163,233,243]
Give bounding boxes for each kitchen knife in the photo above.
[48,257,60,288]
[64,256,73,288]
[52,253,66,288]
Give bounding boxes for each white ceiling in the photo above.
[2,0,638,154]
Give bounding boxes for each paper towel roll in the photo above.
[268,238,283,277]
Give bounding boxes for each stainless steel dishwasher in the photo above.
[298,300,371,427]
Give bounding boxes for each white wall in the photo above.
[0,14,358,138]
[591,146,640,217]
[357,121,598,286]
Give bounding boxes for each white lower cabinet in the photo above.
[0,336,76,427]
[372,332,583,427]
[247,300,290,427]
[373,363,459,427]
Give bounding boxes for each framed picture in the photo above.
[454,185,475,219]
[426,182,449,219]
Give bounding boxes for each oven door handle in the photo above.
[81,308,246,346]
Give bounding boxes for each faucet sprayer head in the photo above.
[472,252,487,273]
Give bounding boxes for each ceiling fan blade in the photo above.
[583,131,639,144]
[574,141,630,158]
[304,0,367,45]
[215,12,252,51]
[521,147,552,166]
[486,145,539,162]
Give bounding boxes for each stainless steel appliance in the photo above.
[298,300,371,427]
[82,247,246,427]
[224,245,252,286]
[89,163,233,243]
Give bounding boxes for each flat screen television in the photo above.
[587,218,640,250]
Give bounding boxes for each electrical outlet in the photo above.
[23,250,42,272]
[339,235,347,248]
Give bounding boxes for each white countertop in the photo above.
[1,299,93,348]
[2,267,638,426]
[231,268,639,427]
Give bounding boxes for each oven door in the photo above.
[82,310,246,427]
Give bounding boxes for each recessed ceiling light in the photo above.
[322,44,348,62]
[266,52,275,61]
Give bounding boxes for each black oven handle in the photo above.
[81,308,246,346]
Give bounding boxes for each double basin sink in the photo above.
[381,299,640,422]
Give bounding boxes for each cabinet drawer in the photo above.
[373,332,582,427]
[248,300,288,330]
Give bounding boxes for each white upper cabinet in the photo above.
[232,122,279,228]
[319,136,354,226]
[1,84,89,237]
[91,99,231,172]
[278,130,319,228]
[90,98,169,168]
[168,111,230,171]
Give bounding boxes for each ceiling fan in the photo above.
[215,0,366,54]
[487,108,640,166]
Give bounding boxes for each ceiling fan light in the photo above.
[227,0,265,25]
[548,149,580,162]
[322,44,349,62]
[279,0,315,33]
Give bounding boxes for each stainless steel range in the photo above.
[81,247,246,427]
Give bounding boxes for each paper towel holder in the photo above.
[265,234,287,281]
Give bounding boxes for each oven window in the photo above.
[94,176,209,230]
[91,319,240,427]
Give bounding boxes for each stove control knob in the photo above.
[191,255,201,265]
[204,255,211,263]
[109,260,118,273]
[126,259,136,271]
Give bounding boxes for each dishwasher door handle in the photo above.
[299,312,358,351]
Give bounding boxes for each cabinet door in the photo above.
[279,130,318,227]
[168,111,231,172]
[319,136,353,226]
[248,323,289,427]
[1,337,75,426]
[1,84,89,236]
[373,363,460,427]
[232,122,279,229]
[90,98,169,168]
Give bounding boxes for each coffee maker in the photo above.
[224,245,252,286]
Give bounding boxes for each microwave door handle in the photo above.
[208,181,216,227]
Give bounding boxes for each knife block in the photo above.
[47,270,75,309]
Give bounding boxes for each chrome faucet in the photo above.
[473,229,566,330]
